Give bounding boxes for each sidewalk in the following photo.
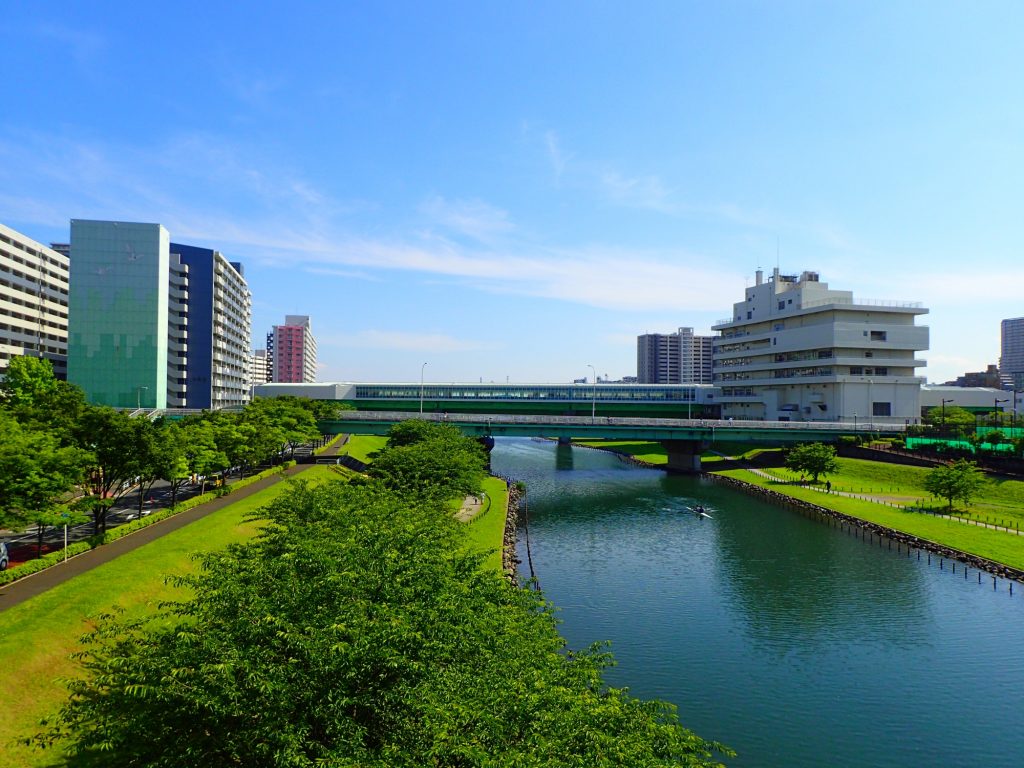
[0,438,347,613]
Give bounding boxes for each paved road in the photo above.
[0,441,344,613]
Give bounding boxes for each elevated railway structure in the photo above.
[318,411,903,472]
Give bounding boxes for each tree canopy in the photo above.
[923,459,986,511]
[784,442,838,483]
[36,479,732,767]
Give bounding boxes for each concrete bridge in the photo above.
[318,411,904,472]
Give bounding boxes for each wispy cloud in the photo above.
[600,171,675,212]
[419,196,513,243]
[0,130,745,312]
[545,130,569,179]
[34,24,105,69]
[321,330,499,353]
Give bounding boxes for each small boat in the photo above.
[693,505,712,519]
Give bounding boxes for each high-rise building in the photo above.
[67,220,251,409]
[1001,317,1024,391]
[169,243,252,409]
[267,315,317,383]
[0,223,70,379]
[249,348,270,390]
[711,268,928,423]
[637,327,713,384]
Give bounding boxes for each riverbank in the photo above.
[576,440,1024,580]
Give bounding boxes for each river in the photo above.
[494,437,1024,768]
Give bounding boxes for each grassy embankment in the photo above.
[0,465,337,768]
[572,439,772,465]
[1,434,511,766]
[576,439,1024,570]
[717,467,1024,571]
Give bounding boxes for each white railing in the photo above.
[330,410,904,433]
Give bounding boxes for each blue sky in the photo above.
[2,1,1022,385]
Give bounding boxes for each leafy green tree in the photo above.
[924,459,986,511]
[784,442,838,483]
[73,406,146,534]
[369,421,487,499]
[0,411,91,531]
[0,355,87,441]
[0,355,58,409]
[26,504,90,558]
[244,397,320,458]
[36,481,731,767]
[181,418,229,494]
[924,405,976,435]
[156,421,193,506]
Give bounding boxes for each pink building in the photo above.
[267,315,317,383]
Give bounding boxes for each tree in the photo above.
[36,481,731,767]
[368,420,487,499]
[0,411,91,531]
[73,406,145,534]
[181,418,229,494]
[924,459,986,511]
[26,505,89,558]
[924,405,975,435]
[784,442,838,483]
[0,355,87,442]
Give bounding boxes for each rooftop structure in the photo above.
[712,268,928,424]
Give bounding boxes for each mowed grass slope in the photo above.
[461,475,511,573]
[0,466,335,768]
[717,468,1024,571]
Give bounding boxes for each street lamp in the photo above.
[587,364,596,423]
[995,397,1008,426]
[419,362,428,415]
[136,385,148,410]
[941,398,954,434]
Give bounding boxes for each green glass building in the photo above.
[67,220,170,408]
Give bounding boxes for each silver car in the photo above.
[0,542,9,571]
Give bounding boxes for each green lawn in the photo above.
[715,468,1024,571]
[760,457,1024,527]
[573,439,780,465]
[341,434,389,463]
[573,440,668,464]
[461,476,510,572]
[0,466,336,768]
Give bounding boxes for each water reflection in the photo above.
[494,438,1024,768]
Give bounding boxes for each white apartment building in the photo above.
[637,327,714,384]
[712,269,928,424]
[0,223,70,379]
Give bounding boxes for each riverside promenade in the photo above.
[0,442,345,613]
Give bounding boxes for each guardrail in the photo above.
[327,411,904,433]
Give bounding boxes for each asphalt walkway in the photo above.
[0,440,346,613]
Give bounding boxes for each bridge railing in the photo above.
[327,411,905,433]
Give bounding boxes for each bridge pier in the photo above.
[662,439,703,473]
[557,436,572,446]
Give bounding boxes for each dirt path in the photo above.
[0,440,346,613]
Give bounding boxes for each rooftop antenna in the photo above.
[776,235,780,270]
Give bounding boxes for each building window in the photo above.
[778,301,785,310]
[872,402,892,417]
[870,330,887,341]
[850,366,863,375]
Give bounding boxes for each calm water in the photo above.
[494,438,1024,768]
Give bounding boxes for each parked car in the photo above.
[0,541,9,571]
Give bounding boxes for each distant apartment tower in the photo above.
[268,315,317,383]
[67,220,252,409]
[0,223,70,379]
[711,268,928,423]
[637,327,713,384]
[1001,317,1024,391]
[249,348,270,390]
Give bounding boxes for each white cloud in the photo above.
[419,196,513,242]
[545,130,569,179]
[320,330,499,353]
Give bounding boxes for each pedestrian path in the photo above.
[0,438,348,612]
